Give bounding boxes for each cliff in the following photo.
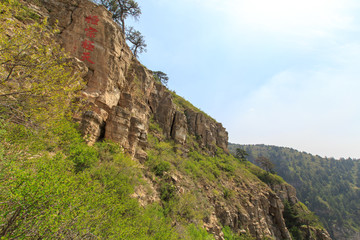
[23,0,331,239]
[34,0,227,161]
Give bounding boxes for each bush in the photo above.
[248,164,284,185]
[0,4,83,127]
[186,224,215,240]
[68,143,98,172]
[160,182,176,202]
[222,226,254,240]
[153,160,171,177]
[223,188,234,200]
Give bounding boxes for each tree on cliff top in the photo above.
[153,71,169,87]
[126,26,147,58]
[255,156,275,173]
[235,148,248,162]
[99,0,141,34]
[98,0,146,58]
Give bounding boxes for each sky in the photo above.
[127,0,360,159]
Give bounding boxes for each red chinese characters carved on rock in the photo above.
[81,52,94,64]
[81,40,95,51]
[81,16,99,64]
[85,15,99,25]
[85,27,98,38]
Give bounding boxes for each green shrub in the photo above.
[160,182,176,202]
[68,143,98,172]
[223,188,234,200]
[153,160,171,177]
[149,117,163,133]
[223,226,254,240]
[186,224,215,240]
[140,204,179,240]
[95,140,125,162]
[248,164,284,185]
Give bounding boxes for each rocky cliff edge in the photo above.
[35,0,228,160]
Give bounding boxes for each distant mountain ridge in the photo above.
[228,143,360,240]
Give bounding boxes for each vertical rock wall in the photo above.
[40,0,229,158]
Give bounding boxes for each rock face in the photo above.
[272,183,298,205]
[185,109,228,153]
[271,183,332,240]
[148,83,228,153]
[39,0,228,158]
[213,188,292,240]
[31,0,331,239]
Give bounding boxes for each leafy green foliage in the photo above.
[223,187,234,200]
[246,163,285,185]
[169,91,216,121]
[0,1,84,127]
[153,160,171,177]
[235,148,249,162]
[0,119,179,239]
[282,200,323,240]
[153,70,169,86]
[222,226,254,240]
[99,0,141,33]
[185,224,215,240]
[68,142,99,172]
[160,181,176,202]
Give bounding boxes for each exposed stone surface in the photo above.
[185,109,228,153]
[272,183,298,205]
[40,0,228,157]
[271,183,331,240]
[211,187,291,240]
[171,111,187,144]
[148,83,177,139]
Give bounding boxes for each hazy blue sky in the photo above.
[128,0,360,159]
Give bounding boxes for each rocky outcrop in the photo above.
[148,82,228,152]
[272,183,298,205]
[271,183,332,240]
[38,0,228,158]
[213,191,291,240]
[185,109,228,153]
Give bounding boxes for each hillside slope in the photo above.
[1,0,331,239]
[228,144,360,240]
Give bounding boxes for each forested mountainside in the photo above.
[0,0,331,239]
[228,144,360,240]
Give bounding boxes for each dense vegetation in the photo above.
[229,143,360,238]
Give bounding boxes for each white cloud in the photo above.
[190,0,360,47]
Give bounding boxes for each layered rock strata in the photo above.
[39,0,228,158]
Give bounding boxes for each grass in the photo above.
[169,90,216,121]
